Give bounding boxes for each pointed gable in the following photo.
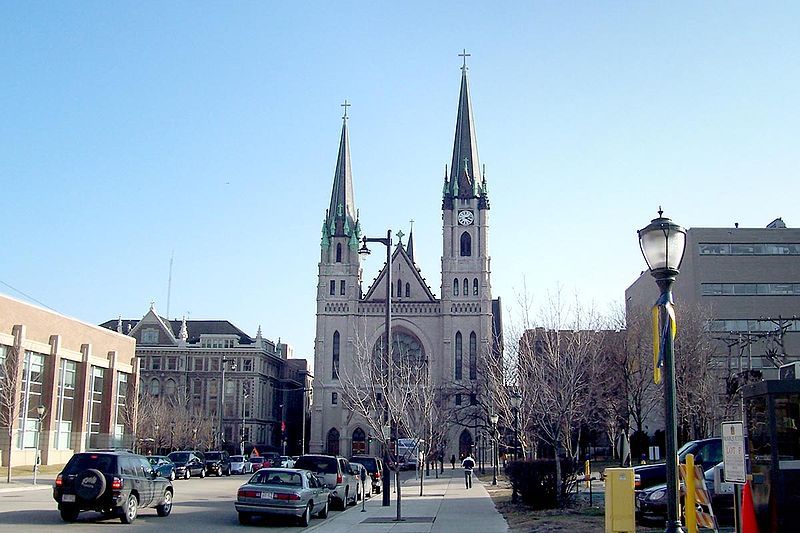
[364,244,436,302]
[127,307,178,346]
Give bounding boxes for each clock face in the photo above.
[458,210,474,226]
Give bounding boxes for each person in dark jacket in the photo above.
[461,455,475,488]
[450,454,456,470]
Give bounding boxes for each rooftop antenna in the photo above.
[166,250,174,319]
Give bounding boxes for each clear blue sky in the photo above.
[2,2,798,363]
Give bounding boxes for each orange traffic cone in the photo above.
[741,480,759,533]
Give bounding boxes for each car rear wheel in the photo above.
[299,503,312,527]
[217,468,223,477]
[199,469,206,478]
[169,470,176,481]
[184,469,190,480]
[156,490,173,517]
[120,494,138,524]
[59,505,80,522]
[238,512,251,524]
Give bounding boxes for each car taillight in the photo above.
[375,471,381,480]
[336,473,342,484]
[274,493,301,501]
[238,489,259,499]
[634,474,641,488]
[55,474,63,487]
[111,477,123,490]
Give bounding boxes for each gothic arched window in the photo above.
[165,378,176,396]
[405,283,410,298]
[329,280,335,295]
[352,427,366,456]
[453,278,459,296]
[397,279,403,297]
[460,232,472,257]
[149,378,160,396]
[327,428,340,455]
[473,278,479,295]
[455,332,463,381]
[469,331,477,380]
[463,278,469,296]
[336,243,342,263]
[332,331,340,379]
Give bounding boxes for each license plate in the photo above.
[62,494,76,503]
[259,492,273,499]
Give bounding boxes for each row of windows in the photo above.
[391,280,412,298]
[701,283,800,296]
[454,393,478,406]
[699,243,800,255]
[710,319,800,333]
[144,355,262,373]
[200,339,236,348]
[453,278,480,297]
[454,331,478,381]
[329,280,347,296]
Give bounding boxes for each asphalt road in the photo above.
[0,473,371,532]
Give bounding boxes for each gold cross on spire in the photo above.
[341,99,351,121]
[459,49,471,71]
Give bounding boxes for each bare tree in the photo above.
[1,341,22,483]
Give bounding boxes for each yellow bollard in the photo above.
[685,453,697,533]
[585,459,591,488]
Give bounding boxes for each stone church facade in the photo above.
[310,62,502,460]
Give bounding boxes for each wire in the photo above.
[0,279,57,311]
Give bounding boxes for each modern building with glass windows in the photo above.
[0,293,137,467]
[626,218,800,379]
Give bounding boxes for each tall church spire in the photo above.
[322,101,360,248]
[444,52,483,205]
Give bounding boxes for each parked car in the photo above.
[167,451,206,479]
[352,463,372,498]
[632,438,722,491]
[235,468,330,527]
[230,455,253,475]
[53,450,173,524]
[278,456,295,468]
[204,451,231,477]
[349,456,384,494]
[147,455,176,481]
[636,461,734,524]
[264,452,281,467]
[293,454,358,510]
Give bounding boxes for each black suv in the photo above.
[349,456,384,494]
[167,450,206,479]
[204,450,231,476]
[53,450,173,524]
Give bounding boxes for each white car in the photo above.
[230,455,253,475]
[279,456,295,468]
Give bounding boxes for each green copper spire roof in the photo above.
[445,59,481,200]
[322,106,361,247]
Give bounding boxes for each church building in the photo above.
[310,59,502,461]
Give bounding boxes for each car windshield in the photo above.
[351,457,377,470]
[230,456,245,462]
[677,441,699,459]
[250,470,302,487]
[168,452,191,462]
[64,453,117,474]
[205,452,222,460]
[295,456,337,474]
[249,457,264,463]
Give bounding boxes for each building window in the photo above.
[455,393,462,406]
[243,359,253,372]
[352,427,367,456]
[151,356,161,371]
[332,331,340,379]
[455,332,463,381]
[463,278,469,296]
[141,328,159,344]
[327,428,340,455]
[469,332,477,380]
[55,359,76,450]
[167,357,178,371]
[336,243,342,262]
[405,283,410,298]
[701,282,800,296]
[460,232,472,256]
[331,392,338,405]
[453,278,459,296]
[699,242,800,255]
[17,351,44,448]
[340,280,346,295]
[397,279,402,297]
[87,366,105,449]
[150,378,160,396]
[193,357,204,371]
[473,278,479,295]
[470,393,477,406]
[165,378,177,396]
[330,280,336,295]
[114,372,128,444]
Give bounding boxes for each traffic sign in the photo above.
[721,422,746,484]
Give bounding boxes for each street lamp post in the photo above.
[381,424,391,507]
[241,386,250,456]
[219,358,235,449]
[638,209,687,533]
[359,230,393,507]
[510,392,522,503]
[489,413,499,485]
[33,404,46,486]
[155,424,160,455]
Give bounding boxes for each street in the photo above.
[0,473,378,532]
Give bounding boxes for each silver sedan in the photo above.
[235,468,330,527]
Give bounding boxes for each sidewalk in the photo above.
[309,468,508,533]
[0,474,55,494]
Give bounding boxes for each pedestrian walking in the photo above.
[450,454,456,470]
[461,454,475,488]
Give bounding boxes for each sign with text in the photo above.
[722,422,747,484]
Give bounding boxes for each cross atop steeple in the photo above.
[459,49,471,72]
[341,99,351,121]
